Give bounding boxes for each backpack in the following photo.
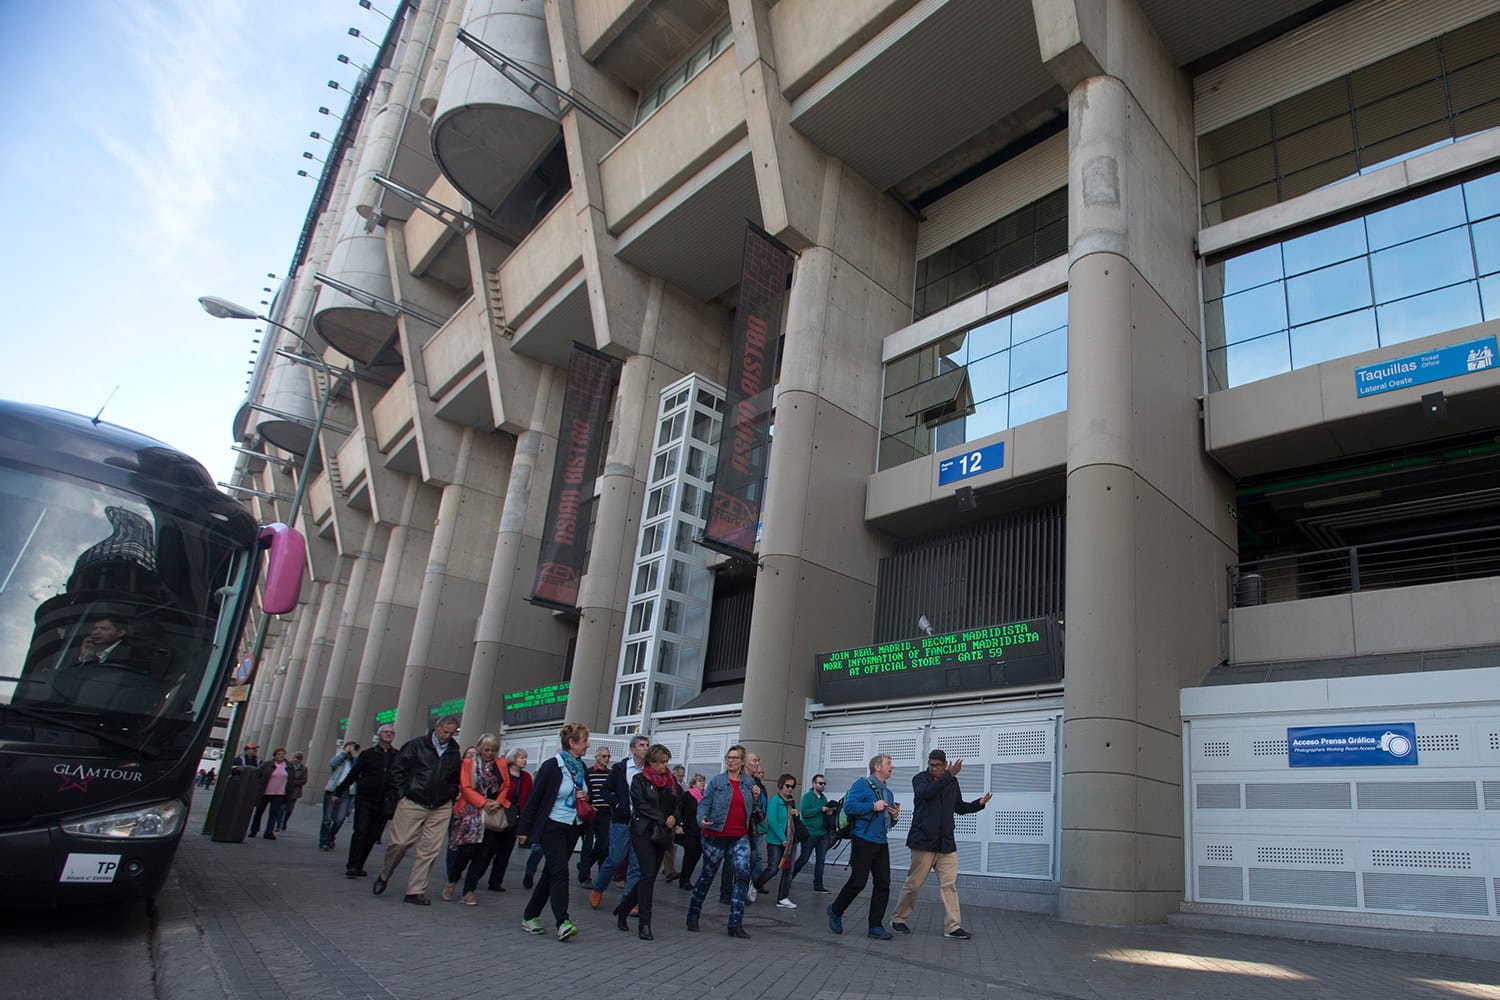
[830,778,881,842]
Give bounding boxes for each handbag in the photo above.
[792,815,809,843]
[483,799,509,832]
[649,821,674,849]
[575,786,597,823]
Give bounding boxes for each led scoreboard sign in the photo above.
[814,618,1061,705]
[503,682,570,726]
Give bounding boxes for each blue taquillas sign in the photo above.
[1287,722,1419,767]
[1353,336,1497,398]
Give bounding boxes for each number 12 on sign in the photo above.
[938,441,1004,486]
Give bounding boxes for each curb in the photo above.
[149,847,226,1000]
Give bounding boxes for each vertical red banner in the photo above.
[530,343,622,611]
[701,224,795,560]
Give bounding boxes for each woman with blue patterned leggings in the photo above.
[685,744,758,938]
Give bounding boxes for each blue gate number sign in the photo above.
[1354,336,1497,398]
[1287,722,1419,767]
[938,441,1004,486]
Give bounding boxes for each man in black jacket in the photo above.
[889,749,991,939]
[336,724,397,877]
[371,715,461,905]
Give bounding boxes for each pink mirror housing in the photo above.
[258,522,306,615]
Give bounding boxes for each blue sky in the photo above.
[0,1,378,485]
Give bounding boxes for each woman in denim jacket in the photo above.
[685,744,759,938]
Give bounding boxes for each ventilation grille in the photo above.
[1252,738,1288,756]
[1257,846,1344,866]
[1246,782,1351,810]
[1356,782,1478,810]
[1248,868,1357,908]
[1202,740,1231,758]
[994,811,1045,838]
[1416,733,1460,752]
[1485,781,1500,810]
[996,730,1048,756]
[1490,732,1499,750]
[991,761,1051,793]
[988,843,1051,877]
[955,814,979,836]
[877,736,920,762]
[827,740,867,764]
[955,841,983,873]
[888,843,911,871]
[1362,873,1490,916]
[1197,783,1242,809]
[939,734,984,759]
[1199,865,1244,900]
[1370,849,1471,870]
[1205,845,1233,862]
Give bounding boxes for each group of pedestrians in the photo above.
[228,743,309,839]
[249,717,994,946]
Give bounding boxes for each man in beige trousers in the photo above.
[890,749,991,940]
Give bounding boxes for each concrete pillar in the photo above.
[346,477,433,744]
[459,369,569,738]
[268,580,324,751]
[738,206,909,778]
[1033,0,1237,925]
[285,565,349,756]
[307,520,388,761]
[393,427,509,740]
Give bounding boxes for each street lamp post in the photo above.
[198,294,342,832]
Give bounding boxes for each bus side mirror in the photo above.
[259,523,306,615]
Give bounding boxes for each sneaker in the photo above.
[827,904,843,935]
[442,883,456,902]
[813,886,831,894]
[776,898,797,909]
[588,889,603,909]
[558,919,579,942]
[891,921,911,934]
[461,892,478,906]
[868,926,893,940]
[520,917,544,935]
[403,894,431,906]
[944,927,972,940]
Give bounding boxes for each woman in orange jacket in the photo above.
[443,733,511,905]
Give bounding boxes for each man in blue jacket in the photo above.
[890,748,991,939]
[827,753,901,939]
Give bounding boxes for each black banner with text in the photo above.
[702,224,795,560]
[531,343,621,610]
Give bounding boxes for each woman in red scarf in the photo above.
[613,744,678,940]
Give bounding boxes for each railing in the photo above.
[1228,525,1500,608]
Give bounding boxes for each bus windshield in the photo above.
[0,462,248,758]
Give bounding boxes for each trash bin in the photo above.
[209,767,261,843]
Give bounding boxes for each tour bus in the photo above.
[0,400,303,905]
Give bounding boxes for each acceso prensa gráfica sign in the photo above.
[1287,722,1419,767]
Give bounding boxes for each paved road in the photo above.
[6,798,1500,999]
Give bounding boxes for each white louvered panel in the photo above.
[1193,0,1500,134]
[915,131,1067,259]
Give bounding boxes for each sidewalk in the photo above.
[155,806,1500,1000]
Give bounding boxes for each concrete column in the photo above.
[345,477,432,744]
[460,369,569,738]
[393,427,509,740]
[268,580,324,751]
[285,565,349,755]
[567,352,655,732]
[307,520,388,761]
[738,212,909,778]
[1033,0,1237,925]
